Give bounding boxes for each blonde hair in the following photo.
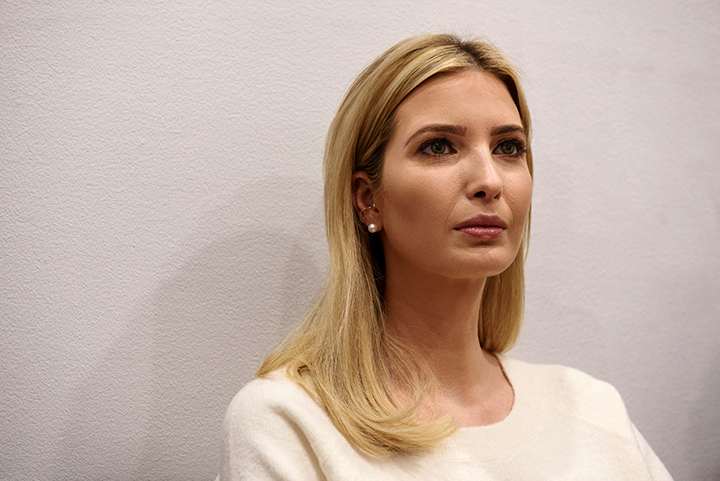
[257,33,533,455]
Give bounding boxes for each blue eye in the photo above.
[493,139,526,156]
[420,138,455,156]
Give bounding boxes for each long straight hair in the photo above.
[258,33,533,456]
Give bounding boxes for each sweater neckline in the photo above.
[435,355,546,461]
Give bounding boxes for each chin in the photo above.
[440,261,513,281]
[456,251,517,278]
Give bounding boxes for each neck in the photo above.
[384,269,488,388]
[382,263,513,427]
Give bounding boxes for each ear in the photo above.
[352,171,382,232]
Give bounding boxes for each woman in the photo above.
[219,34,673,480]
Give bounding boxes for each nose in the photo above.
[466,150,502,200]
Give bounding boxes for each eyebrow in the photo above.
[404,123,526,148]
[404,124,467,148]
[491,124,526,137]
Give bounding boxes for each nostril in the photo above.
[475,191,487,198]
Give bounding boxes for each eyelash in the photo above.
[418,138,456,156]
[418,137,527,157]
[493,138,528,157]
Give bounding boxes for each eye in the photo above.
[419,138,456,156]
[493,139,527,157]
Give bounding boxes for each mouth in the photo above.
[454,215,507,240]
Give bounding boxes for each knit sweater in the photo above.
[218,355,673,480]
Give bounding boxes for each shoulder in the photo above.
[223,371,337,449]
[498,356,674,479]
[220,372,335,481]
[226,371,321,421]
[499,355,632,434]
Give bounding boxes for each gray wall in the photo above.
[2,2,718,480]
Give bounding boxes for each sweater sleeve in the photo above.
[631,423,674,481]
[218,376,327,481]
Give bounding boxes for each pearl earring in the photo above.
[368,223,378,233]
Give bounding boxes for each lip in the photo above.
[454,214,507,240]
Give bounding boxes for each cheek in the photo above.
[381,170,454,229]
[508,170,533,223]
[381,187,426,241]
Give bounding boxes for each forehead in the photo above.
[393,69,521,134]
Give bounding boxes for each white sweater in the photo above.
[218,355,673,480]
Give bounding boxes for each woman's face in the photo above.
[375,69,532,281]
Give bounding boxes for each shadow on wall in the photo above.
[58,175,325,480]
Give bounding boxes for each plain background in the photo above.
[2,1,719,480]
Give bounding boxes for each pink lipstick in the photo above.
[455,215,507,240]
